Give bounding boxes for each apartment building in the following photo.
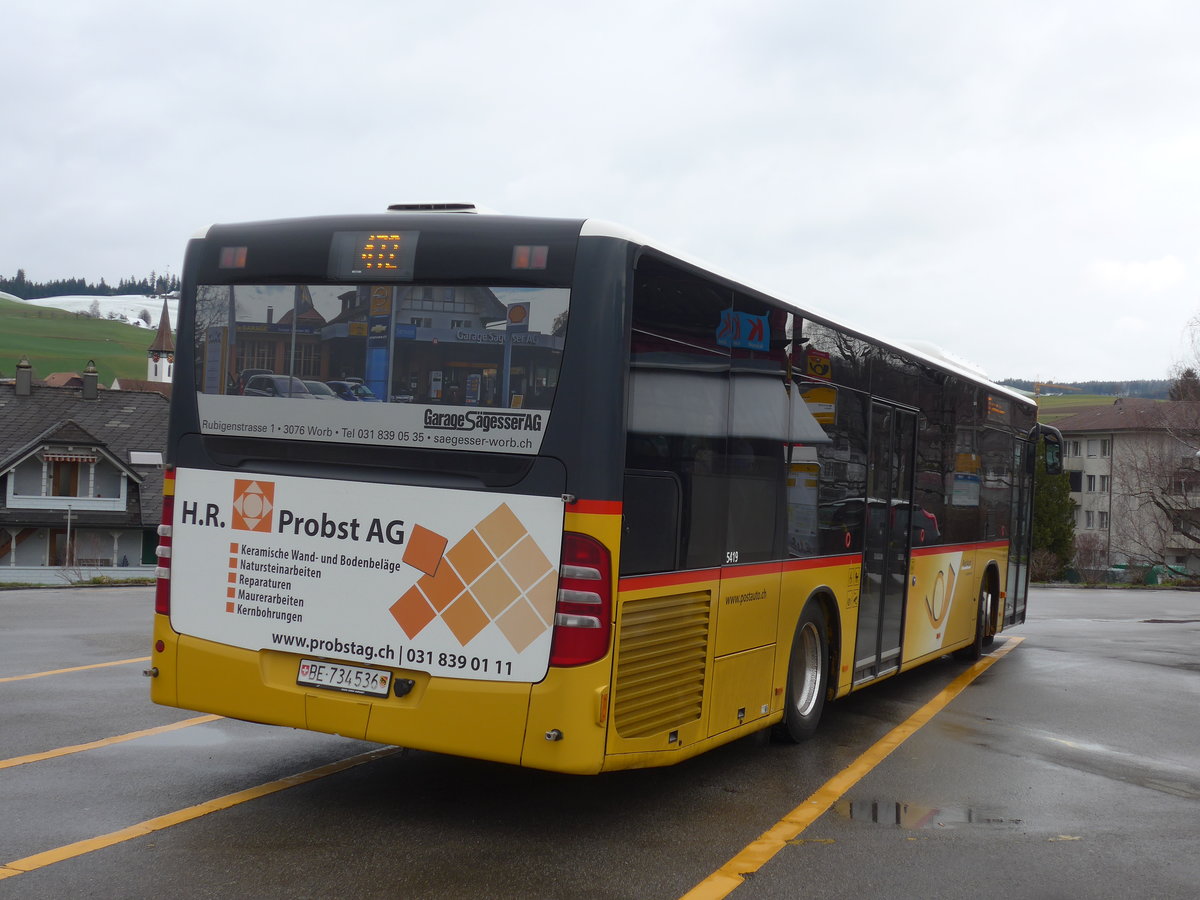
[1053,398,1200,573]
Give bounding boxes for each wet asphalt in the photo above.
[1,585,1197,899]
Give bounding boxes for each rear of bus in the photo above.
[150,210,630,774]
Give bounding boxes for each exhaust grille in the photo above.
[613,592,710,739]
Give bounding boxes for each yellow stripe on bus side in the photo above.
[0,746,402,881]
[0,715,222,770]
[680,637,1025,900]
[0,657,151,684]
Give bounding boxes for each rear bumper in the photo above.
[150,614,611,773]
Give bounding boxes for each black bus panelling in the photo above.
[174,433,567,497]
[536,236,632,505]
[196,214,584,288]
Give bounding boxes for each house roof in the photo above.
[43,372,85,388]
[0,383,168,526]
[0,419,144,482]
[111,377,173,399]
[1053,398,1200,435]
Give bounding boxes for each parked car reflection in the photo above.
[303,380,340,400]
[243,375,314,398]
[234,368,273,394]
[327,380,380,401]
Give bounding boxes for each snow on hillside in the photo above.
[0,291,178,330]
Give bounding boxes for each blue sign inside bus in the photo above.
[716,309,771,351]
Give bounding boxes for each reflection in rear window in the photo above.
[192,284,568,454]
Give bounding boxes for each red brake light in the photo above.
[154,467,175,615]
[218,246,247,269]
[549,532,612,667]
[511,245,548,270]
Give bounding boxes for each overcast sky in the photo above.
[4,1,1199,382]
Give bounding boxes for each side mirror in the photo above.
[1030,424,1064,476]
[1044,436,1063,476]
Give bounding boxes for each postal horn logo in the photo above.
[232,479,275,532]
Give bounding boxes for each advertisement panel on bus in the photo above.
[169,468,565,684]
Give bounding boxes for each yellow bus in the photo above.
[149,204,1062,773]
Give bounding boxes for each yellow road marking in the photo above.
[681,637,1025,900]
[0,657,151,684]
[0,715,222,770]
[0,746,401,881]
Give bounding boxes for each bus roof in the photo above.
[190,208,1031,410]
[578,217,1033,409]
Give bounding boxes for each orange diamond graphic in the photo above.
[476,504,524,556]
[390,587,436,639]
[442,594,490,645]
[497,598,548,653]
[403,524,448,577]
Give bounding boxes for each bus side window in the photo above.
[620,471,682,576]
[627,257,732,573]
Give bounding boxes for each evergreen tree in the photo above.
[1032,438,1075,576]
[1169,367,1200,401]
[2,269,173,299]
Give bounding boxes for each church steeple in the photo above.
[147,300,175,383]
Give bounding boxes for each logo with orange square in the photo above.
[232,480,275,532]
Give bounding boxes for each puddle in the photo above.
[833,799,1023,829]
[1140,619,1200,625]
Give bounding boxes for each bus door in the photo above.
[854,402,917,684]
[1006,440,1032,625]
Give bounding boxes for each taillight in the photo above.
[549,532,612,667]
[154,467,175,615]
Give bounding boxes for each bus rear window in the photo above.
[192,283,568,454]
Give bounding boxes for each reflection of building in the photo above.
[0,358,167,583]
[321,285,519,403]
[232,288,330,381]
[200,283,565,408]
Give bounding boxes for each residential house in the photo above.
[0,358,168,583]
[1054,398,1200,574]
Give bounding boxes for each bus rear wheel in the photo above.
[773,603,829,743]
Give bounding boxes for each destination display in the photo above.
[327,230,419,280]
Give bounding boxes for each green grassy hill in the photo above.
[0,297,154,385]
[1035,393,1124,423]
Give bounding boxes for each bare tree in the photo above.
[1073,531,1108,584]
[1169,368,1200,401]
[1168,313,1200,400]
[1107,402,1200,569]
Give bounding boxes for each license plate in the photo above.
[297,658,391,697]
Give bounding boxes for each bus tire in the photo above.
[955,581,990,661]
[773,603,829,743]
